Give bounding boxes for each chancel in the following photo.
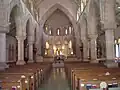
[1,0,120,90]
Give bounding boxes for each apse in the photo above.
[43,9,75,57]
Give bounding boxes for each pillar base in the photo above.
[16,60,25,65]
[36,56,43,62]
[83,58,90,62]
[90,59,98,63]
[104,60,118,68]
[28,59,34,63]
[0,62,9,71]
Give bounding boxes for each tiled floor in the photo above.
[38,68,71,90]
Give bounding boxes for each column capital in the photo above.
[81,38,88,42]
[103,28,115,31]
[88,34,98,39]
[28,35,34,43]
[16,36,26,41]
[28,41,34,45]
[0,24,9,33]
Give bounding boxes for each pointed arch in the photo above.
[40,3,76,30]
[8,0,21,23]
[23,16,34,39]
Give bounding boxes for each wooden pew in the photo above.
[0,62,52,90]
[65,62,120,90]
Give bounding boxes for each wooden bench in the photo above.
[65,62,120,90]
[0,62,52,90]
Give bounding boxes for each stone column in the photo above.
[89,34,98,63]
[27,35,34,63]
[0,33,8,70]
[80,22,89,61]
[28,41,34,63]
[86,0,98,63]
[0,1,9,70]
[105,30,114,59]
[82,40,89,61]
[36,26,43,62]
[16,36,25,65]
[73,22,81,60]
[105,30,118,67]
[103,0,118,67]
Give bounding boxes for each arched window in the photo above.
[118,39,120,57]
[76,0,88,20]
[81,0,87,8]
[69,40,72,49]
[100,0,105,23]
[57,29,60,35]
[65,29,68,35]
[115,40,119,57]
[45,26,48,32]
[81,2,84,12]
[49,30,52,35]
[45,42,49,49]
[30,1,33,13]
[36,12,39,21]
[69,26,72,34]
[77,7,81,21]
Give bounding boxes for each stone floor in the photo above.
[38,68,71,90]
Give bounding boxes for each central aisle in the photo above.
[39,68,71,90]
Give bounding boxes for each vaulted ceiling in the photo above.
[30,0,84,9]
[116,0,120,27]
[26,0,120,26]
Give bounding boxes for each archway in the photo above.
[42,7,76,58]
[6,5,20,63]
[40,4,76,30]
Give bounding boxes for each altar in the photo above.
[52,55,65,68]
